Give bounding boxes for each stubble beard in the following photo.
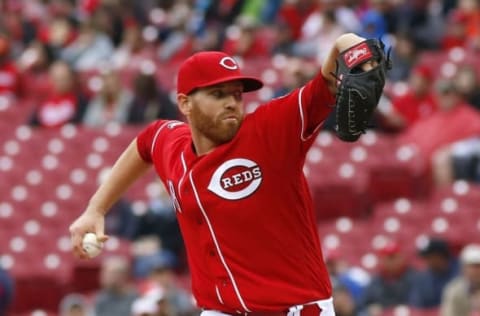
[190,104,243,145]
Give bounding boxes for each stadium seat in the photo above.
[70,259,102,293]
[10,275,67,314]
[308,161,370,220]
[366,142,431,202]
[429,180,480,207]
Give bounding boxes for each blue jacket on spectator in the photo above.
[0,267,14,314]
[409,258,459,308]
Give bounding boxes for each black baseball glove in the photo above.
[334,38,391,142]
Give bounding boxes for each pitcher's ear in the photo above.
[177,94,191,116]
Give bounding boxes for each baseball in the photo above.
[82,233,103,258]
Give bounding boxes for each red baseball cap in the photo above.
[412,65,433,80]
[177,51,263,95]
[378,240,401,256]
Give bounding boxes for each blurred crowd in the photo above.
[2,0,480,315]
[325,238,480,316]
[42,238,480,316]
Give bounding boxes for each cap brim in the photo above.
[195,75,263,93]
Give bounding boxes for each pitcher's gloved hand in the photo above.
[334,38,392,142]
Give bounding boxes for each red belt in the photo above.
[233,303,322,316]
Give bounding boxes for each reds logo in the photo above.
[208,158,262,200]
[343,43,372,68]
[219,57,239,70]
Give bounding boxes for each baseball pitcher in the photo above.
[69,33,389,316]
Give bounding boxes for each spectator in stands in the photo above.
[111,22,157,71]
[291,5,346,64]
[0,266,14,314]
[38,16,77,58]
[134,184,184,264]
[132,237,170,280]
[398,79,480,185]
[128,72,179,124]
[61,18,114,71]
[88,4,125,47]
[156,3,193,63]
[136,285,181,316]
[190,24,223,56]
[320,0,361,34]
[386,33,417,83]
[188,0,245,40]
[83,69,134,127]
[218,0,248,25]
[324,247,371,306]
[131,293,160,316]
[59,293,91,316]
[409,237,459,308]
[270,20,295,55]
[332,282,360,316]
[380,65,438,131]
[29,60,88,128]
[472,288,480,316]
[392,0,444,50]
[453,0,480,51]
[278,0,318,41]
[17,41,54,99]
[441,10,469,50]
[358,0,387,40]
[94,255,138,316]
[453,65,480,111]
[222,16,269,58]
[449,137,480,183]
[445,56,480,184]
[273,56,315,98]
[260,0,283,24]
[104,197,138,240]
[441,244,480,316]
[236,0,266,23]
[358,241,417,315]
[97,167,138,240]
[1,2,37,46]
[0,33,22,100]
[142,254,196,316]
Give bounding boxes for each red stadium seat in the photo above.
[10,274,67,314]
[308,161,370,220]
[70,236,132,293]
[430,180,480,207]
[367,142,431,202]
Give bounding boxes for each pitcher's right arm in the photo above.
[69,139,152,258]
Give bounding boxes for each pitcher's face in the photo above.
[188,81,245,145]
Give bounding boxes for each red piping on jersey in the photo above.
[188,170,251,312]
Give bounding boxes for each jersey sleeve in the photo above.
[252,70,335,160]
[299,71,336,137]
[136,120,169,163]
